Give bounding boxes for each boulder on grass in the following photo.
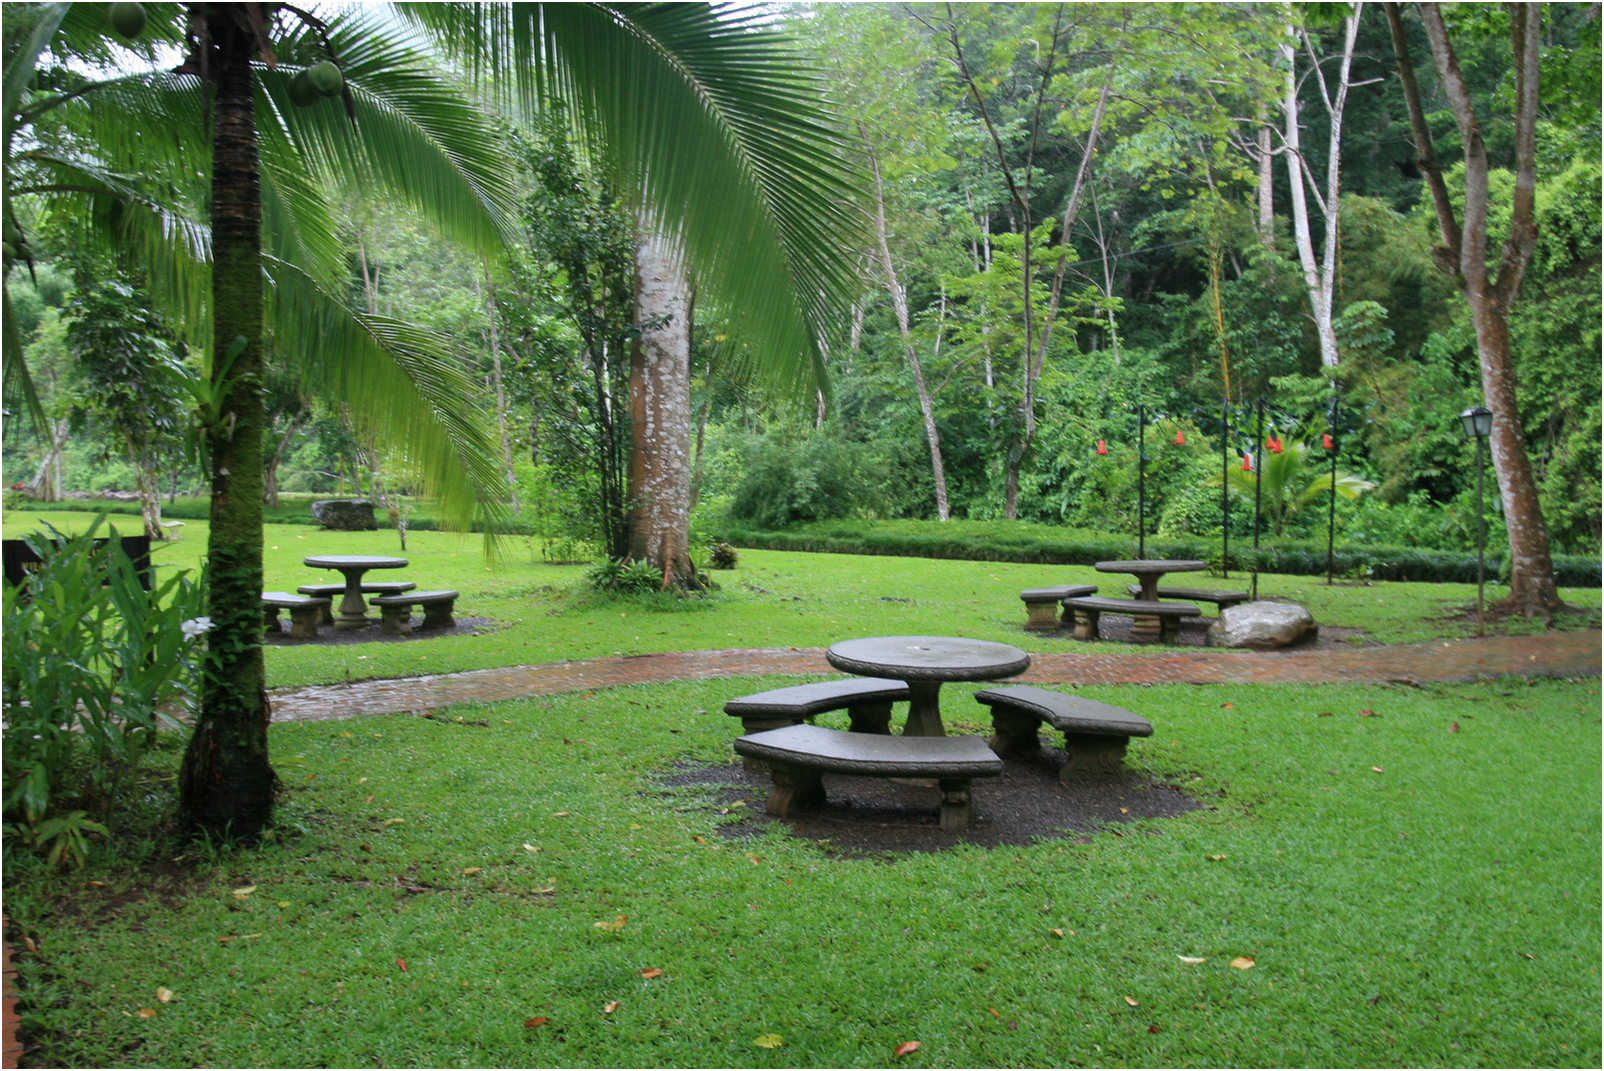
[311,499,377,531]
[1207,600,1317,649]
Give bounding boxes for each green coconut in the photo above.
[306,61,344,97]
[288,70,321,108]
[108,2,146,39]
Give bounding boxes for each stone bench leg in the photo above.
[937,777,975,831]
[1060,733,1130,779]
[287,605,322,639]
[378,603,413,636]
[1159,615,1182,643]
[1072,608,1101,641]
[987,707,1042,758]
[263,607,282,634]
[318,602,335,625]
[844,701,893,735]
[419,599,456,630]
[765,762,825,817]
[1023,599,1060,631]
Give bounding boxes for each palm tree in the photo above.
[7,2,518,839]
[408,3,863,586]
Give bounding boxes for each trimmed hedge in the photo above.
[717,518,1602,588]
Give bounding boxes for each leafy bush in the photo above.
[727,430,873,528]
[720,517,1601,586]
[2,521,207,865]
[707,542,738,569]
[585,557,664,595]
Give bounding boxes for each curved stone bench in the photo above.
[1019,584,1097,631]
[369,590,458,635]
[1063,595,1200,643]
[298,581,417,624]
[1125,584,1248,615]
[974,684,1153,777]
[262,592,330,639]
[733,724,1002,832]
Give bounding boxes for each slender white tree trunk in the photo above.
[1282,9,1363,370]
[866,138,951,521]
[628,229,700,588]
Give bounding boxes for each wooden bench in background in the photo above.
[733,724,1003,831]
[262,592,330,639]
[1062,595,1200,643]
[369,590,459,634]
[1018,584,1097,631]
[974,684,1153,777]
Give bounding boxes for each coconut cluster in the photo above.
[289,60,345,107]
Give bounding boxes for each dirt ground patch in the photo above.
[659,750,1206,857]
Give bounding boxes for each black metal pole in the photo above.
[1326,395,1338,585]
[1476,434,1486,635]
[1252,398,1263,600]
[1137,404,1146,559]
[1220,399,1230,578]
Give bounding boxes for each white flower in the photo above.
[181,616,214,640]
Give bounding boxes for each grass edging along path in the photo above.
[4,677,1599,1067]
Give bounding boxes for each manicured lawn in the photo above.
[4,509,1599,1066]
[4,511,1598,690]
[5,678,1598,1067]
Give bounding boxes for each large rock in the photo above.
[311,499,377,531]
[1207,600,1317,649]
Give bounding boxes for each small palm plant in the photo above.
[1217,435,1375,537]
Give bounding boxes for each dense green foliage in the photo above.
[5,4,1596,569]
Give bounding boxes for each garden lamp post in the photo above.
[1458,405,1493,635]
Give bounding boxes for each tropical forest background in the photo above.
[5,2,1600,571]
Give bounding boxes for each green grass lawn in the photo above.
[3,509,1600,1066]
[4,510,1598,690]
[5,677,1598,1067]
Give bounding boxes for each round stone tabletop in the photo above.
[826,635,1030,683]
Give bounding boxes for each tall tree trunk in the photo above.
[134,446,163,541]
[27,417,68,500]
[179,6,275,840]
[1255,103,1275,245]
[865,137,950,521]
[627,230,701,590]
[263,410,304,509]
[478,270,519,513]
[1282,9,1364,371]
[1386,1,1560,613]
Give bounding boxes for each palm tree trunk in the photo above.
[179,6,275,840]
[627,229,701,590]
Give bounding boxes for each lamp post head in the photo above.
[1458,406,1493,440]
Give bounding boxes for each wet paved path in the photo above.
[269,630,1601,723]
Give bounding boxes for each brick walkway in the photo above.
[267,630,1602,723]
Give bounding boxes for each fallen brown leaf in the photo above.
[603,1001,619,1014]
[396,957,408,973]
[156,987,174,1004]
[894,1041,921,1058]
[137,1007,157,1019]
[1229,955,1255,970]
[524,1016,549,1029]
[640,967,663,979]
[1124,995,1139,1007]
[1450,721,1460,733]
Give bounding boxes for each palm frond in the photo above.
[264,255,510,543]
[404,2,867,397]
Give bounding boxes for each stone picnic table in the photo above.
[303,554,408,630]
[1093,559,1206,642]
[826,635,1030,737]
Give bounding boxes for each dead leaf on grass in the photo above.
[894,1041,921,1058]
[396,957,408,973]
[754,1033,784,1049]
[594,915,627,932]
[1229,956,1255,970]
[231,885,256,900]
[1177,956,1205,965]
[1124,996,1139,1007]
[603,1001,619,1014]
[136,1007,157,1019]
[524,1016,550,1029]
[640,967,663,979]
[156,987,174,1003]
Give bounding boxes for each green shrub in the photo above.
[727,430,872,528]
[2,520,206,865]
[585,557,664,594]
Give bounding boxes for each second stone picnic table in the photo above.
[303,554,408,630]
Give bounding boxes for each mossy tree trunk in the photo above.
[179,6,276,839]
